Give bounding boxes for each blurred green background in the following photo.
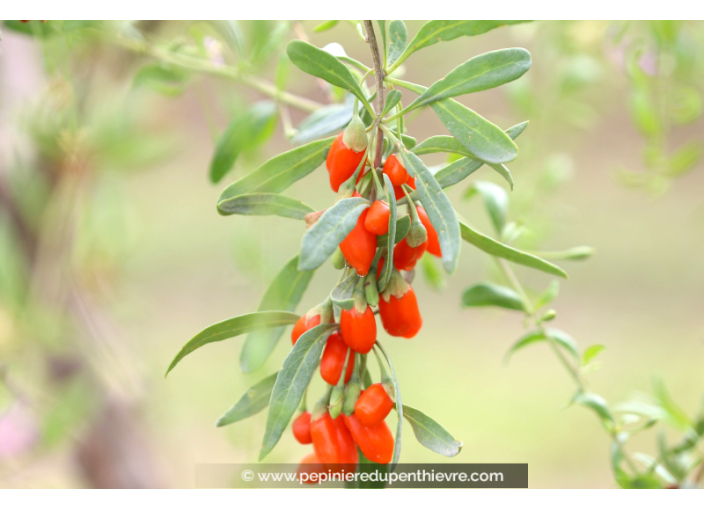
[1,20,703,489]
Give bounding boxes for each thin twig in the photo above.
[364,20,385,171]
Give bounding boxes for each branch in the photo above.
[364,20,385,170]
[115,34,323,113]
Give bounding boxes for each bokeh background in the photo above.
[1,20,703,489]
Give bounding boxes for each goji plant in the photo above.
[161,20,592,477]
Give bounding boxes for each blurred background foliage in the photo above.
[0,20,703,488]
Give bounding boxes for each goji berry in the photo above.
[310,412,358,469]
[393,237,427,271]
[379,283,422,339]
[416,206,441,258]
[320,332,355,385]
[291,313,321,346]
[354,383,394,426]
[292,411,312,444]
[383,154,408,186]
[393,175,416,200]
[340,305,377,354]
[339,209,377,277]
[327,133,366,193]
[364,200,390,235]
[343,413,394,465]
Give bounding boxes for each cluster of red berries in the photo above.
[290,122,444,476]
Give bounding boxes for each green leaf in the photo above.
[375,342,403,467]
[653,378,693,431]
[403,405,462,457]
[378,174,397,292]
[291,103,353,145]
[299,197,370,271]
[260,323,338,460]
[392,21,528,70]
[464,181,508,234]
[287,40,371,112]
[534,280,559,310]
[240,256,315,373]
[505,328,580,361]
[433,121,528,189]
[166,311,300,376]
[394,215,411,243]
[216,372,278,427]
[217,193,315,219]
[399,150,461,274]
[420,252,446,291]
[431,99,518,164]
[413,135,476,158]
[387,20,408,68]
[462,282,525,311]
[218,137,334,204]
[381,90,403,119]
[313,20,338,32]
[666,142,702,177]
[133,64,189,96]
[488,163,514,190]
[377,21,387,66]
[210,101,277,184]
[459,221,568,278]
[331,270,358,310]
[408,48,531,110]
[530,246,595,261]
[582,344,606,367]
[573,391,614,424]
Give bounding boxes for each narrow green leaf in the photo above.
[210,101,277,184]
[420,252,446,291]
[399,150,461,274]
[433,121,528,189]
[573,391,614,424]
[464,181,508,234]
[133,64,189,96]
[299,197,370,271]
[381,90,403,119]
[217,193,315,219]
[394,215,411,243]
[240,255,315,373]
[313,20,338,33]
[582,344,606,367]
[377,21,387,67]
[387,20,408,67]
[378,174,397,292]
[431,99,518,164]
[393,21,529,69]
[403,405,462,457]
[259,323,338,460]
[653,378,694,431]
[376,342,403,467]
[409,48,531,109]
[218,137,334,204]
[505,328,580,362]
[488,163,514,190]
[331,270,358,310]
[166,311,300,376]
[291,103,353,145]
[531,246,596,261]
[462,282,525,311]
[287,40,371,111]
[459,221,568,278]
[534,280,559,310]
[216,372,278,427]
[413,135,476,158]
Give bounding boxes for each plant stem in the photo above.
[114,34,323,113]
[364,20,385,171]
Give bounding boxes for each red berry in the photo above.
[339,209,377,277]
[343,413,394,465]
[364,200,390,235]
[327,133,366,193]
[320,332,355,385]
[340,306,377,354]
[416,206,441,258]
[383,154,408,186]
[378,285,422,339]
[292,411,312,444]
[393,237,427,271]
[354,383,393,426]
[291,313,321,345]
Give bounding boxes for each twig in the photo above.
[364,20,385,171]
